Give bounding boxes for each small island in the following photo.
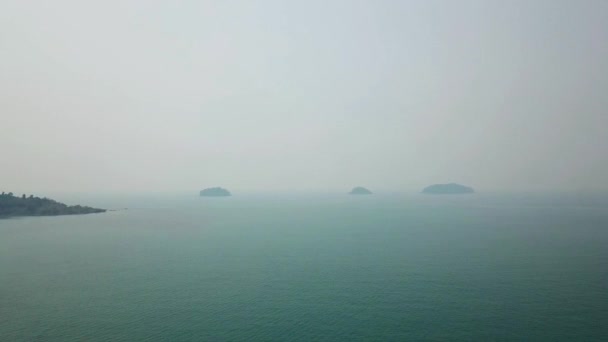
[350,187,373,195]
[0,192,106,217]
[422,183,474,194]
[200,187,232,197]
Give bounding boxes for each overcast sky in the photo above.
[1,0,607,193]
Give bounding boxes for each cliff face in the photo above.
[0,192,106,217]
[422,183,474,194]
[200,187,232,197]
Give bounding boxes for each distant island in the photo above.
[0,192,106,217]
[200,187,231,197]
[422,183,474,194]
[350,187,373,195]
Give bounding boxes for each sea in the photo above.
[1,192,607,341]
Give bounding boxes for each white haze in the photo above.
[1,0,607,194]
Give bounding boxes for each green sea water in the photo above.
[1,193,607,341]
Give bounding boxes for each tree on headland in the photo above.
[0,191,106,217]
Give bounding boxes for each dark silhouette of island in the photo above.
[0,192,106,217]
[422,183,474,194]
[350,186,373,195]
[200,187,231,197]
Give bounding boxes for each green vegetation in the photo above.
[422,183,474,194]
[350,186,373,195]
[0,192,106,217]
[200,187,232,197]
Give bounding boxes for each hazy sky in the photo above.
[1,0,607,193]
